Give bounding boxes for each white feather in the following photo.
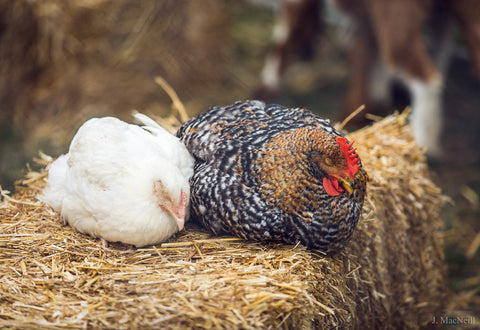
[134,113,195,179]
[39,114,195,247]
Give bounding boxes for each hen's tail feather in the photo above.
[38,154,68,212]
[133,112,171,136]
[133,112,160,128]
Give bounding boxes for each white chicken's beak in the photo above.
[169,191,188,231]
[157,189,188,231]
[171,212,185,231]
[160,206,186,231]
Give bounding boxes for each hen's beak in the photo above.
[332,174,354,195]
[332,168,368,196]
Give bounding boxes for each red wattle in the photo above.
[323,177,344,196]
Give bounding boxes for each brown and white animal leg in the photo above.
[407,75,443,157]
[256,0,321,99]
[368,58,393,108]
[402,44,444,157]
[368,0,443,156]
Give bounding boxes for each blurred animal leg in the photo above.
[257,0,321,99]
[396,37,443,157]
[368,58,393,108]
[369,0,443,156]
[407,76,443,157]
[260,53,283,97]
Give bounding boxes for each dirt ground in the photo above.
[0,0,479,324]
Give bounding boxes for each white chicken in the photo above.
[39,113,194,247]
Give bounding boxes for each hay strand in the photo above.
[154,76,189,123]
[337,104,366,131]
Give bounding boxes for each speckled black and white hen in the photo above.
[176,100,368,252]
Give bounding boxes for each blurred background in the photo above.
[0,0,478,319]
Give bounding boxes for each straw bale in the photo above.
[0,112,447,329]
[0,0,232,140]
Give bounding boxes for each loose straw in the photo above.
[154,76,189,123]
[338,104,366,130]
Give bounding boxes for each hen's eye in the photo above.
[324,157,333,167]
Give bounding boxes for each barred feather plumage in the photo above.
[177,100,367,252]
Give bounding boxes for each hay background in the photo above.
[1,113,448,329]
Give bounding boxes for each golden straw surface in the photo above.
[0,112,448,329]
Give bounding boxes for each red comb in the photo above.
[336,137,360,179]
